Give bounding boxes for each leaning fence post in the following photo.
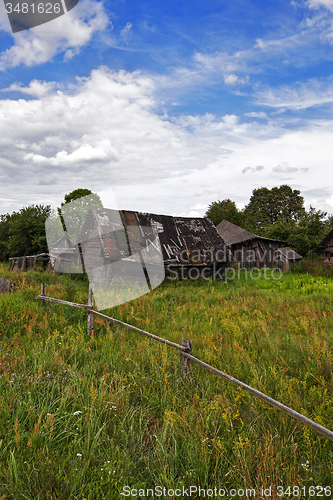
[180,339,192,377]
[87,284,94,336]
[41,283,45,307]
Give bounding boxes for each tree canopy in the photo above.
[58,188,103,239]
[205,185,333,257]
[244,185,305,230]
[205,199,245,227]
[0,204,51,261]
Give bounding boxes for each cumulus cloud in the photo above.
[0,0,109,69]
[0,66,332,216]
[2,80,57,97]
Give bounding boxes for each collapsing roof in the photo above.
[216,220,287,247]
[130,211,228,266]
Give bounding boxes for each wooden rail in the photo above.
[34,283,333,443]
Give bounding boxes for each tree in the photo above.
[0,205,52,260]
[58,188,103,241]
[205,199,245,227]
[244,185,305,232]
[61,188,102,206]
[263,206,330,256]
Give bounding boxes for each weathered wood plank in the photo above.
[87,284,94,336]
[34,295,92,309]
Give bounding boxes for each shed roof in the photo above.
[314,228,333,253]
[277,247,302,260]
[216,220,286,247]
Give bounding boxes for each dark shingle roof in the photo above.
[216,220,286,247]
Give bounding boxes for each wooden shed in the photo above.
[216,220,287,268]
[49,235,81,272]
[275,247,302,271]
[315,229,333,264]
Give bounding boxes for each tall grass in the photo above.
[0,263,332,499]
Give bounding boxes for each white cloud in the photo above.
[224,74,239,85]
[244,112,268,119]
[0,67,332,217]
[120,22,133,40]
[272,161,298,173]
[2,80,57,97]
[307,0,333,11]
[0,0,109,69]
[255,77,333,110]
[242,165,265,173]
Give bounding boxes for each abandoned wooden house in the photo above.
[10,208,230,283]
[216,220,301,270]
[315,228,333,264]
[76,208,229,287]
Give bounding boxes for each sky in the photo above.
[0,0,333,218]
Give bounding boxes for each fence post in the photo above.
[41,283,45,307]
[180,339,192,377]
[87,284,94,336]
[10,281,16,293]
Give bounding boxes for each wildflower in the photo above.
[301,460,310,470]
[73,411,82,416]
[77,453,82,457]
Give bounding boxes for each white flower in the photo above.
[73,411,82,416]
[301,460,310,470]
[77,453,82,457]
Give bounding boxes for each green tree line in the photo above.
[0,189,102,262]
[205,185,333,257]
[0,185,331,262]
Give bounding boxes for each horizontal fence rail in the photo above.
[34,283,333,443]
[180,351,333,442]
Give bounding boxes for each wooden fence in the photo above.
[0,278,16,294]
[34,283,333,443]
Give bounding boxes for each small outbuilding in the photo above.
[216,220,287,268]
[216,220,302,270]
[314,229,333,264]
[9,253,50,271]
[49,234,80,272]
[275,247,302,271]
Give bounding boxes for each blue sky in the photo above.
[0,0,333,217]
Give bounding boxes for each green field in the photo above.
[0,263,333,499]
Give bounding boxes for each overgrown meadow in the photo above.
[0,262,333,499]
